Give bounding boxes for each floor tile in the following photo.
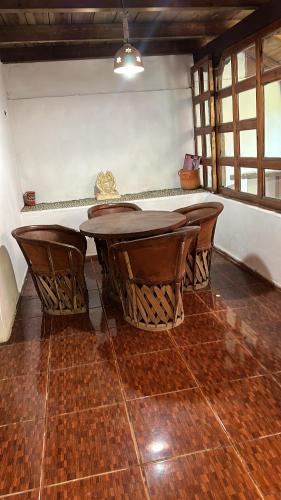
[15,298,42,321]
[51,309,108,336]
[0,340,49,379]
[170,312,233,346]
[111,326,173,358]
[273,372,281,385]
[85,272,99,291]
[145,447,258,499]
[88,289,102,309]
[118,350,196,399]
[2,491,39,499]
[181,339,264,386]
[43,404,137,485]
[0,373,46,425]
[197,286,256,311]
[203,376,281,442]
[237,435,281,497]
[8,316,51,345]
[182,293,209,316]
[48,361,122,415]
[0,420,44,496]
[21,274,37,298]
[50,331,112,370]
[42,467,146,499]
[247,283,281,318]
[230,304,281,337]
[128,389,227,463]
[216,309,281,372]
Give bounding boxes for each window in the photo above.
[191,22,281,210]
[191,59,216,191]
[264,81,281,157]
[239,89,256,120]
[237,45,256,81]
[264,169,281,199]
[240,130,257,157]
[221,166,235,189]
[240,167,258,195]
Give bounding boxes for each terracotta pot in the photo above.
[23,191,36,206]
[178,169,201,190]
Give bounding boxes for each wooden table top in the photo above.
[79,210,187,239]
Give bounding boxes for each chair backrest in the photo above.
[12,225,87,274]
[110,226,199,285]
[87,202,142,219]
[174,203,224,250]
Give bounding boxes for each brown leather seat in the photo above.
[110,226,199,331]
[174,202,224,290]
[87,203,142,273]
[12,225,88,315]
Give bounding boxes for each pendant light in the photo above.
[114,11,144,76]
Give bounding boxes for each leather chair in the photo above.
[110,226,199,331]
[174,202,224,290]
[12,225,88,315]
[87,203,142,274]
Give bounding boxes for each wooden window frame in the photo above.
[191,57,217,192]
[191,19,281,211]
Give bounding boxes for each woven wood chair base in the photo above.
[120,282,184,331]
[34,272,88,315]
[184,249,211,291]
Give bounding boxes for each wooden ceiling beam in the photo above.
[0,22,237,45]
[0,0,269,13]
[194,0,281,63]
[0,39,202,63]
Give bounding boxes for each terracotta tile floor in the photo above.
[1,251,281,498]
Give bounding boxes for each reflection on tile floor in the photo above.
[1,252,281,498]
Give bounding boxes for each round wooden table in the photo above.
[80,210,187,295]
[79,210,187,240]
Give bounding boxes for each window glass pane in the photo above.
[194,70,200,95]
[206,134,212,158]
[221,96,233,123]
[264,81,281,157]
[197,135,202,156]
[265,169,281,199]
[220,132,234,157]
[221,166,235,189]
[263,29,281,72]
[239,88,256,120]
[207,166,212,188]
[240,130,257,157]
[202,64,209,92]
[204,100,210,126]
[195,103,201,128]
[240,167,258,195]
[237,45,256,81]
[217,57,232,90]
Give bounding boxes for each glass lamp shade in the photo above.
[114,43,144,75]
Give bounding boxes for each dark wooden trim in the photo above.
[0,39,200,63]
[235,75,256,93]
[0,1,269,13]
[194,0,281,64]
[262,66,281,84]
[0,22,234,45]
[217,189,281,212]
[237,118,257,130]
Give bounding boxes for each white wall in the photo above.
[4,55,194,204]
[206,193,281,288]
[0,62,26,342]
